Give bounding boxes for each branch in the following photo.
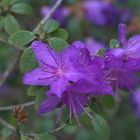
[0,101,35,111]
[0,50,21,88]
[0,117,16,132]
[34,0,63,32]
[50,124,67,134]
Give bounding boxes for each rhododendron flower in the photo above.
[25,41,113,124]
[104,23,140,100]
[83,0,132,26]
[23,41,85,97]
[41,6,71,26]
[85,37,105,58]
[110,23,140,59]
[104,55,138,91]
[39,68,113,125]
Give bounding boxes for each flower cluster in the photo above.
[83,0,132,26]
[23,23,140,123]
[41,0,132,27]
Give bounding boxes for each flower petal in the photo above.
[48,77,69,97]
[32,41,59,68]
[23,68,51,86]
[125,35,140,58]
[38,95,62,114]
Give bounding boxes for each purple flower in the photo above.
[41,6,71,26]
[104,55,138,90]
[132,89,140,117]
[103,24,140,100]
[23,41,84,97]
[38,60,113,125]
[108,23,140,62]
[85,37,105,58]
[83,0,132,26]
[39,89,91,125]
[106,23,140,70]
[23,40,113,124]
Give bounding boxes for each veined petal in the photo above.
[118,23,127,46]
[118,71,138,90]
[32,41,59,68]
[125,35,140,58]
[107,48,124,58]
[38,95,62,114]
[23,68,51,86]
[49,77,69,97]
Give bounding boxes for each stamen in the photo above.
[118,23,127,47]
[41,59,57,70]
[115,80,120,102]
[68,93,81,127]
[76,97,93,119]
[60,55,65,68]
[38,75,56,80]
[47,46,61,68]
[67,94,72,123]
[56,104,65,124]
[41,69,56,74]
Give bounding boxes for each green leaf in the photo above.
[4,15,20,35]
[0,17,5,29]
[11,3,33,15]
[35,89,47,110]
[2,0,10,6]
[92,113,110,139]
[21,135,28,140]
[2,0,18,6]
[8,30,35,47]
[39,133,56,140]
[98,48,105,56]
[1,128,12,137]
[9,0,18,5]
[48,37,69,52]
[43,19,60,33]
[109,39,119,49]
[99,96,116,109]
[51,28,68,40]
[20,47,38,73]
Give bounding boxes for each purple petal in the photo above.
[41,6,51,17]
[118,23,127,46]
[48,77,69,97]
[32,41,59,68]
[23,68,51,86]
[38,95,62,114]
[83,1,106,26]
[125,35,140,58]
[85,37,104,58]
[107,48,124,58]
[72,41,85,49]
[118,71,138,90]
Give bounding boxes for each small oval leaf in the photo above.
[4,15,20,35]
[43,19,60,33]
[48,37,69,52]
[11,3,33,15]
[8,30,35,47]
[92,113,110,139]
[109,39,119,49]
[51,28,68,40]
[20,47,38,73]
[39,133,57,140]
